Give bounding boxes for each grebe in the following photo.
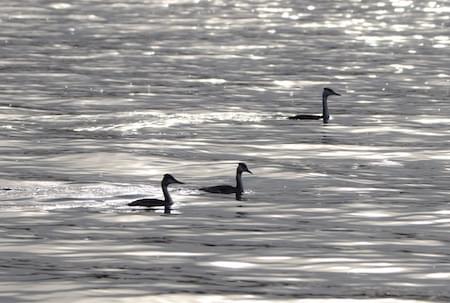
[200,162,253,201]
[288,88,340,123]
[128,174,184,214]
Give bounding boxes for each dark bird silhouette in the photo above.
[128,174,184,214]
[200,163,253,201]
[288,88,341,123]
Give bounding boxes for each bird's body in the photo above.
[288,114,322,120]
[128,198,165,207]
[200,163,253,201]
[288,88,340,123]
[200,185,236,194]
[128,174,184,214]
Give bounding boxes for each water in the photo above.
[1,0,450,302]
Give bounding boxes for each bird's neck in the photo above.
[236,171,243,200]
[162,182,173,214]
[322,94,329,123]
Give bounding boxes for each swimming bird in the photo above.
[128,174,184,214]
[200,163,253,201]
[288,88,341,123]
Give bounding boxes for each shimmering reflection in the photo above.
[1,0,450,302]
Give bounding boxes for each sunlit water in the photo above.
[1,0,450,302]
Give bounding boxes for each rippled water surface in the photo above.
[1,0,450,302]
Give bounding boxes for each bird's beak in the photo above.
[246,169,253,174]
[174,178,185,184]
[334,92,341,96]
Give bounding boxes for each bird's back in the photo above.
[200,185,236,194]
[128,198,165,207]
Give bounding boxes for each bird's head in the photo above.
[237,162,253,174]
[162,174,185,186]
[323,87,341,97]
